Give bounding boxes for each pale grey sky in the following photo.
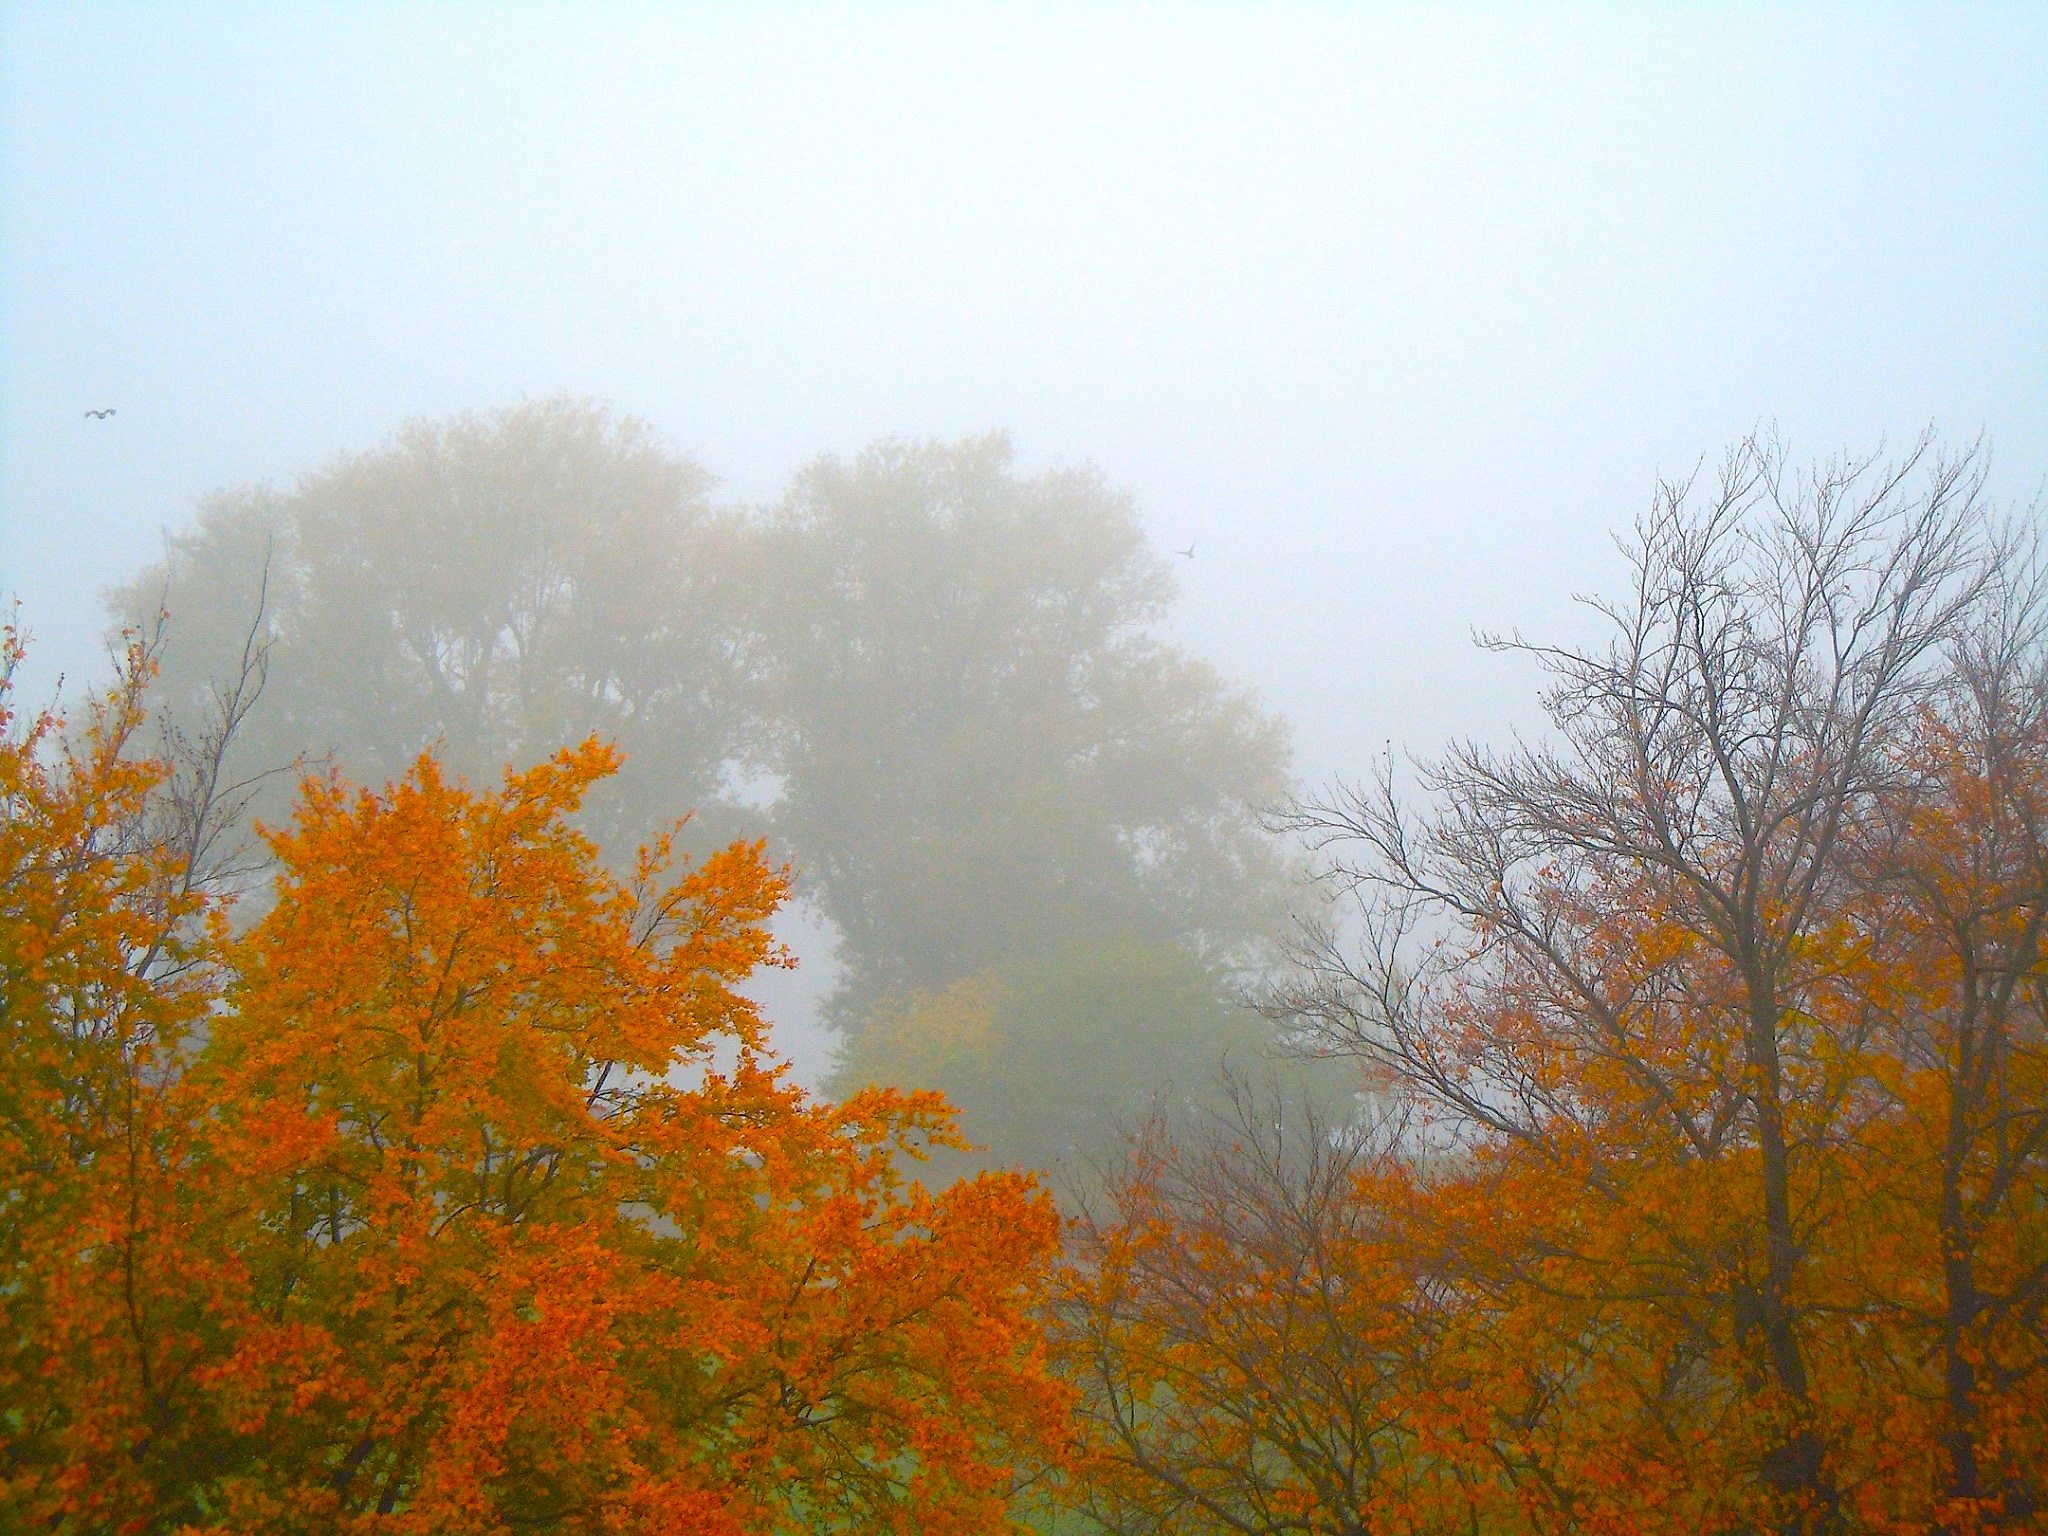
[5,1,2044,785]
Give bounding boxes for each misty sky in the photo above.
[5,1,2044,788]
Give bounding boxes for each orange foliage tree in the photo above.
[0,628,240,1526]
[1059,435,2048,1535]
[1,641,1071,1533]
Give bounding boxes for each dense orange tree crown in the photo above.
[2,646,1072,1534]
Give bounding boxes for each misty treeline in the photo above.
[5,417,2046,1533]
[110,397,1311,1178]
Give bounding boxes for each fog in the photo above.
[4,5,2044,1120]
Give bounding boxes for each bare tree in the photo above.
[1058,1080,1462,1536]
[1270,432,2040,1529]
[130,540,300,961]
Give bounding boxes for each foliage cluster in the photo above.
[0,632,1071,1532]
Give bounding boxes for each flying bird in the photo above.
[84,408,116,419]
[1175,541,1196,559]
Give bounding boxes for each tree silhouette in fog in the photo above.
[113,397,754,861]
[114,411,1309,1176]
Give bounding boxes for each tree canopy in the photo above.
[754,435,1289,1014]
[751,436,1299,1170]
[0,637,1071,1531]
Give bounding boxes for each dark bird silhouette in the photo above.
[84,408,116,419]
[1175,541,1196,559]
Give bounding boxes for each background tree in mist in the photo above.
[112,413,1312,1176]
[753,436,1305,1173]
[111,396,756,860]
